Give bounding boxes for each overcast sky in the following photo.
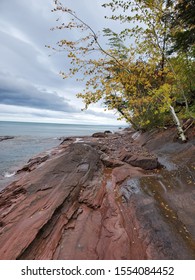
[0,0,127,125]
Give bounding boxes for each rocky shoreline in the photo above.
[0,126,194,259]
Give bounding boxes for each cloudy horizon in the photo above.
[0,0,127,126]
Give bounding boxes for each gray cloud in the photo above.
[0,71,79,113]
[0,0,126,125]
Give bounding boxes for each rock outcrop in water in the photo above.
[0,126,194,260]
[0,136,14,142]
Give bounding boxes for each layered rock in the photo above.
[0,127,195,260]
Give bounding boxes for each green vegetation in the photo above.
[50,0,195,139]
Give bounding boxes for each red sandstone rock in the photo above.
[125,154,159,170]
[100,153,124,168]
[92,132,107,138]
[120,150,159,170]
[0,127,195,260]
[17,155,50,173]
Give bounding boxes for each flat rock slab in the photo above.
[0,127,195,260]
[125,154,159,170]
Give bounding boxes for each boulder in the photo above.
[100,145,109,153]
[123,154,159,170]
[59,137,73,143]
[100,153,124,168]
[92,132,106,138]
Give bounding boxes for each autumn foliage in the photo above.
[49,0,195,134]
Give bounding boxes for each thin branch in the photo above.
[55,0,131,74]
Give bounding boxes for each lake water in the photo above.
[0,121,122,190]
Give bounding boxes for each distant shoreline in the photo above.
[0,119,127,127]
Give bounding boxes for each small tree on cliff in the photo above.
[49,0,187,140]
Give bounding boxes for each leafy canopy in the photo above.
[49,0,195,130]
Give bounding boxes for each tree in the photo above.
[170,0,195,54]
[167,0,195,118]
[49,0,190,141]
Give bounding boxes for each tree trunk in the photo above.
[169,105,187,142]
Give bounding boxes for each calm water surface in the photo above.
[0,121,122,190]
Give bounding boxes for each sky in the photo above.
[0,0,127,125]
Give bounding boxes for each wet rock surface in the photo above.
[0,127,195,259]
